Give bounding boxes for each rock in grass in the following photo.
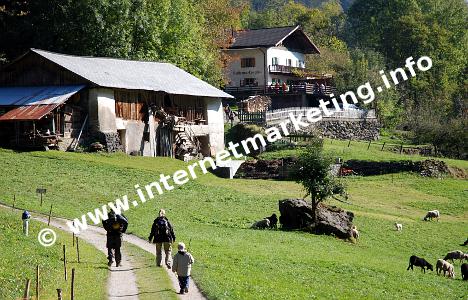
[278,199,354,239]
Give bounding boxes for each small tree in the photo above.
[292,138,346,225]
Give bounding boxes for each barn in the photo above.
[0,49,232,159]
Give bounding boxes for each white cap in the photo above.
[178,242,186,251]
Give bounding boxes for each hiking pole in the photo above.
[187,238,192,252]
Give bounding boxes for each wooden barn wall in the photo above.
[115,89,207,122]
[0,52,89,86]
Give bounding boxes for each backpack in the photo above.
[156,218,170,237]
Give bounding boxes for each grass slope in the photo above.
[0,148,467,299]
[125,243,178,300]
[259,138,468,170]
[0,208,107,299]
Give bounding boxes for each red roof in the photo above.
[0,104,58,121]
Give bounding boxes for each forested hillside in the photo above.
[0,0,466,157]
[249,0,355,11]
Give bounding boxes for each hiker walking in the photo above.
[102,210,128,267]
[172,242,194,295]
[148,209,176,268]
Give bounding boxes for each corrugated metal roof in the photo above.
[30,49,233,99]
[0,85,85,106]
[0,104,58,121]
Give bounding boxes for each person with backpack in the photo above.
[102,210,128,267]
[148,209,176,268]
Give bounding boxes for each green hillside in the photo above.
[0,149,466,299]
[0,208,107,299]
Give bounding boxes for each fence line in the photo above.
[266,107,376,124]
[237,107,376,125]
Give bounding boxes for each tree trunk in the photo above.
[311,197,317,226]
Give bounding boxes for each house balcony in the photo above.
[268,65,332,79]
[224,83,336,98]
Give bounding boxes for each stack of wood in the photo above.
[238,95,271,113]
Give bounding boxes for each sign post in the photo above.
[36,188,47,206]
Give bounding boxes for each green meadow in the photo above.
[0,208,107,299]
[0,148,466,299]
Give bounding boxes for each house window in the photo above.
[241,57,255,68]
[244,78,256,86]
[286,59,292,66]
[272,57,279,65]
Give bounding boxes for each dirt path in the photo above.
[34,215,140,300]
[123,234,206,300]
[0,203,206,300]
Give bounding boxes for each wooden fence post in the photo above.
[47,204,53,226]
[72,222,75,246]
[12,194,15,211]
[76,237,80,263]
[367,140,371,150]
[23,279,31,300]
[63,245,67,281]
[399,144,403,154]
[381,142,386,151]
[36,265,40,300]
[56,289,62,300]
[71,269,75,300]
[347,139,351,147]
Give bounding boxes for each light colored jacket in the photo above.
[172,251,194,277]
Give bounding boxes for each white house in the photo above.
[223,26,334,109]
[225,25,318,87]
[0,49,232,158]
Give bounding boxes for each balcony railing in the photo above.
[224,84,336,96]
[269,65,332,79]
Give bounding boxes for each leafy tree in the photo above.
[347,0,468,117]
[292,138,346,225]
[0,0,225,86]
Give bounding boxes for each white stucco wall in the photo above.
[88,88,117,132]
[267,47,306,85]
[225,48,266,87]
[205,97,225,154]
[225,47,308,88]
[267,47,305,68]
[116,118,157,157]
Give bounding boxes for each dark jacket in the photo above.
[148,216,176,243]
[103,214,128,238]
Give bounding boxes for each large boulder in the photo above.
[278,199,354,239]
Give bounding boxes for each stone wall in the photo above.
[273,118,380,141]
[311,119,380,141]
[87,131,123,152]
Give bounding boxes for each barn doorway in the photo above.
[118,129,127,153]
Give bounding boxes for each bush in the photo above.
[225,123,266,157]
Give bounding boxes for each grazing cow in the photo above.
[443,250,464,263]
[407,255,433,273]
[423,210,440,221]
[265,214,278,229]
[251,219,270,229]
[436,259,455,278]
[395,223,403,231]
[461,238,468,246]
[461,263,468,280]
